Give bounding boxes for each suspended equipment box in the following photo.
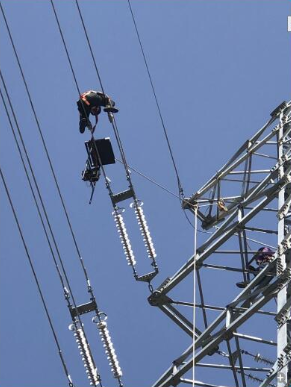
[85,137,116,167]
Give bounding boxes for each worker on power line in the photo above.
[236,247,275,288]
[77,90,118,134]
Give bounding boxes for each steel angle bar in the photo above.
[224,162,280,210]
[183,204,207,222]
[237,227,249,283]
[201,263,246,272]
[233,332,276,346]
[227,258,278,308]
[245,206,278,213]
[276,296,291,324]
[180,379,231,387]
[191,116,277,198]
[233,309,276,317]
[152,102,291,387]
[233,335,247,387]
[151,363,180,387]
[278,193,291,219]
[243,226,277,234]
[283,120,291,139]
[184,167,291,283]
[152,283,282,387]
[173,301,276,317]
[203,139,279,210]
[190,312,227,354]
[225,340,240,387]
[196,269,208,328]
[153,269,290,387]
[196,196,244,202]
[198,165,282,230]
[211,250,260,254]
[253,152,278,160]
[157,304,201,338]
[198,209,239,252]
[222,178,262,184]
[276,115,289,386]
[196,363,270,372]
[187,161,277,221]
[188,121,279,202]
[258,358,291,387]
[231,281,276,307]
[244,162,290,205]
[159,185,282,295]
[229,170,272,174]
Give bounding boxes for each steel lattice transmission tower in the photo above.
[150,101,291,387]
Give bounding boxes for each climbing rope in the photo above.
[192,205,198,387]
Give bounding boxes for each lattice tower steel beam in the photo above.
[150,101,291,387]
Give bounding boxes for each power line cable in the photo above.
[50,0,118,205]
[0,0,91,290]
[73,3,197,282]
[114,157,199,230]
[50,0,121,234]
[49,0,81,95]
[73,0,178,216]
[0,80,68,293]
[115,158,181,200]
[50,0,96,132]
[0,70,86,313]
[0,53,103,387]
[48,4,125,385]
[74,0,105,95]
[127,0,185,200]
[73,0,132,177]
[73,1,160,284]
[0,166,74,387]
[124,156,274,243]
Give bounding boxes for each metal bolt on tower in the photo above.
[150,101,291,387]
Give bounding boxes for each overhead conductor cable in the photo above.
[127,0,184,200]
[49,2,123,385]
[0,70,102,386]
[74,0,158,283]
[0,167,74,387]
[1,3,108,385]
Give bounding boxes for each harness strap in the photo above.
[80,92,91,106]
[91,114,98,134]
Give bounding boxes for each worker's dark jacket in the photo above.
[77,91,108,119]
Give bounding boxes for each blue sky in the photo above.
[0,1,290,387]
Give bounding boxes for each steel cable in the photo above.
[127,0,185,200]
[0,1,92,287]
[0,4,104,375]
[0,167,74,387]
[0,74,101,367]
[49,3,124,385]
[74,0,159,285]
